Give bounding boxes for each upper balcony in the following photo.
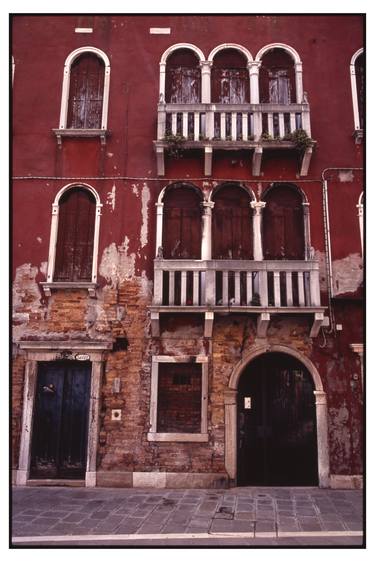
[154,42,315,177]
[154,100,314,177]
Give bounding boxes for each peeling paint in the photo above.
[140,183,150,248]
[314,250,328,292]
[99,237,136,287]
[106,184,116,212]
[36,237,42,244]
[140,270,152,298]
[332,253,363,295]
[12,263,44,340]
[39,261,48,276]
[338,170,354,183]
[132,184,139,196]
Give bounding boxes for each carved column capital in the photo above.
[202,200,215,214]
[250,200,266,215]
[247,60,262,73]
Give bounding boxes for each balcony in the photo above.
[154,101,314,177]
[150,259,325,338]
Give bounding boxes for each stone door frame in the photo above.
[224,343,330,488]
[15,340,111,487]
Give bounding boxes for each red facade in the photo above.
[12,15,364,489]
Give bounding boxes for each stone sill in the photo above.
[150,305,326,314]
[53,128,108,145]
[147,432,209,442]
[40,282,97,297]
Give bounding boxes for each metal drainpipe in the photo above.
[321,167,363,335]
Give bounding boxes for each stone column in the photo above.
[159,62,166,100]
[248,61,261,104]
[357,202,363,256]
[155,202,164,257]
[224,388,238,481]
[314,390,330,488]
[302,202,312,259]
[295,62,304,104]
[85,360,103,487]
[16,360,38,486]
[201,201,214,260]
[250,201,266,261]
[200,61,212,103]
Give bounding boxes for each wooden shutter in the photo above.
[259,49,296,104]
[262,186,304,260]
[54,188,96,281]
[162,186,202,259]
[212,185,253,259]
[211,49,249,103]
[67,53,105,129]
[165,49,201,103]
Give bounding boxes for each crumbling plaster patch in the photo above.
[99,237,136,288]
[106,184,116,212]
[140,183,150,248]
[332,253,363,295]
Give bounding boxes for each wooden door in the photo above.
[30,361,91,479]
[237,353,318,486]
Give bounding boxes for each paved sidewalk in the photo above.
[11,486,364,547]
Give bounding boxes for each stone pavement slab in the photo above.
[11,485,364,546]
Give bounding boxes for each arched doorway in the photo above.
[237,352,318,486]
[224,344,330,487]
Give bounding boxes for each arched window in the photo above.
[262,185,305,260]
[162,183,202,259]
[58,47,110,131]
[67,53,105,129]
[212,183,253,260]
[350,49,364,132]
[165,49,201,104]
[259,48,296,104]
[42,184,102,295]
[211,49,249,104]
[54,187,96,281]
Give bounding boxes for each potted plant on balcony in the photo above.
[163,133,186,158]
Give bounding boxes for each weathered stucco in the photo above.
[332,253,363,295]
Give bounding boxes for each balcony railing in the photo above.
[154,102,313,176]
[157,102,311,141]
[153,259,320,309]
[151,259,325,338]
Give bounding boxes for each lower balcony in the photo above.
[150,259,326,338]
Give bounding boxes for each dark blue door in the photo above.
[30,361,91,479]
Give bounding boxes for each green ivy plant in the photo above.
[163,133,186,158]
[283,129,314,152]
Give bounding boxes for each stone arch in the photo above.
[160,43,205,65]
[224,344,329,487]
[255,42,301,64]
[208,43,253,63]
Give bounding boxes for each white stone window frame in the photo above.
[350,48,364,132]
[55,46,111,142]
[357,191,363,256]
[255,43,304,104]
[15,340,112,487]
[147,355,209,442]
[41,183,102,297]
